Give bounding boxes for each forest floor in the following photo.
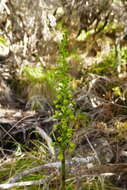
[0,53,127,189]
[0,22,127,189]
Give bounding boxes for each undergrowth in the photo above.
[0,144,49,189]
[1,23,127,190]
[21,65,57,102]
[90,49,116,76]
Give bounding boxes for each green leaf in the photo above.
[0,36,8,46]
[57,137,62,142]
[68,142,75,152]
[112,86,121,97]
[58,152,63,160]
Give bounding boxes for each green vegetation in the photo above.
[77,29,95,41]
[1,1,127,189]
[21,66,46,83]
[53,30,76,190]
[121,46,127,63]
[0,142,48,189]
[89,45,127,76]
[90,49,116,75]
[0,36,8,46]
[20,65,57,102]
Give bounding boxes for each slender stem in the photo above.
[61,149,66,190]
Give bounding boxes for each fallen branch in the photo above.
[0,172,56,189]
[2,160,127,189]
[8,157,94,183]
